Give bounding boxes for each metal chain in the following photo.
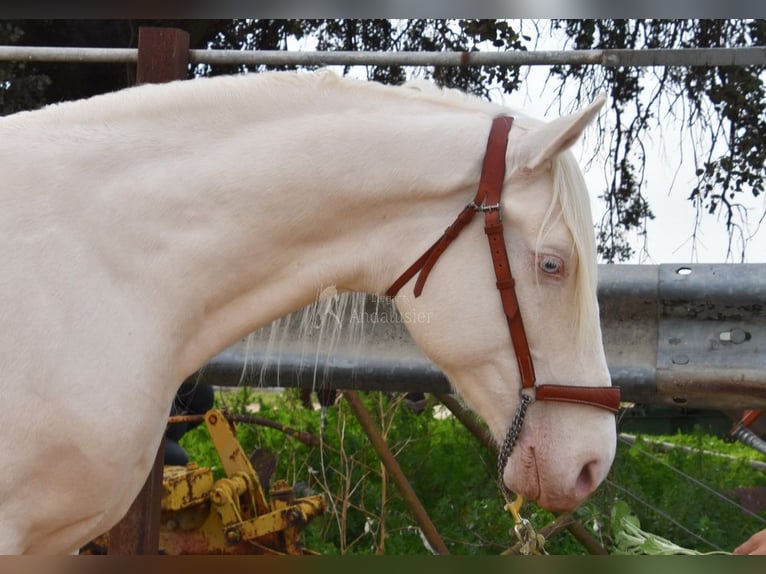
[497,392,532,501]
[514,519,548,555]
[496,392,548,554]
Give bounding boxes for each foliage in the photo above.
[0,22,49,114]
[179,389,766,555]
[609,500,730,555]
[184,388,517,554]
[584,428,766,554]
[550,19,765,261]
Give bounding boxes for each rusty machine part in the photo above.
[80,408,325,555]
[726,410,766,456]
[157,408,326,554]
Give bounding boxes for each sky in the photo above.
[485,20,766,266]
[501,62,766,266]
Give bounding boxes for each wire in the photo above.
[617,435,766,525]
[605,479,727,552]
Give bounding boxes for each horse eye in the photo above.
[538,255,563,275]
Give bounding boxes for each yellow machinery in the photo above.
[158,408,325,555]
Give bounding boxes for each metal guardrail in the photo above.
[599,264,766,409]
[194,264,766,410]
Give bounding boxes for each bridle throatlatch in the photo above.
[386,116,621,509]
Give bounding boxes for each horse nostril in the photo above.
[575,460,599,499]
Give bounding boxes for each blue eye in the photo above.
[538,255,564,275]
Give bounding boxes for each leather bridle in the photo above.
[386,115,620,498]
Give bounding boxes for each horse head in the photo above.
[391,96,616,512]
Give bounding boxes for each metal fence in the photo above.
[0,45,764,68]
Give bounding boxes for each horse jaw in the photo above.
[442,358,616,512]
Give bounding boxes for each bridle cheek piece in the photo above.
[386,116,621,498]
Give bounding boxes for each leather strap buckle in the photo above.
[469,200,502,220]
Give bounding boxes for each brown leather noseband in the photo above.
[386,116,620,491]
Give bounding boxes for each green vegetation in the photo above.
[179,388,766,555]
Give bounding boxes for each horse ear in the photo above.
[520,95,606,171]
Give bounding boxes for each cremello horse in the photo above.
[0,69,616,554]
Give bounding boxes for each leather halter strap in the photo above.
[386,116,620,414]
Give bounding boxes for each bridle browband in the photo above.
[386,115,620,499]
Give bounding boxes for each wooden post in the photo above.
[343,391,450,555]
[136,27,190,84]
[106,26,190,556]
[106,440,167,554]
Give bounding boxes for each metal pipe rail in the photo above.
[0,46,764,68]
[194,264,766,410]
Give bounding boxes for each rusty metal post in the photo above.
[107,440,167,554]
[136,27,190,84]
[106,26,190,555]
[343,390,450,555]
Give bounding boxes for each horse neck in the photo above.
[172,110,492,376]
[27,78,495,379]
